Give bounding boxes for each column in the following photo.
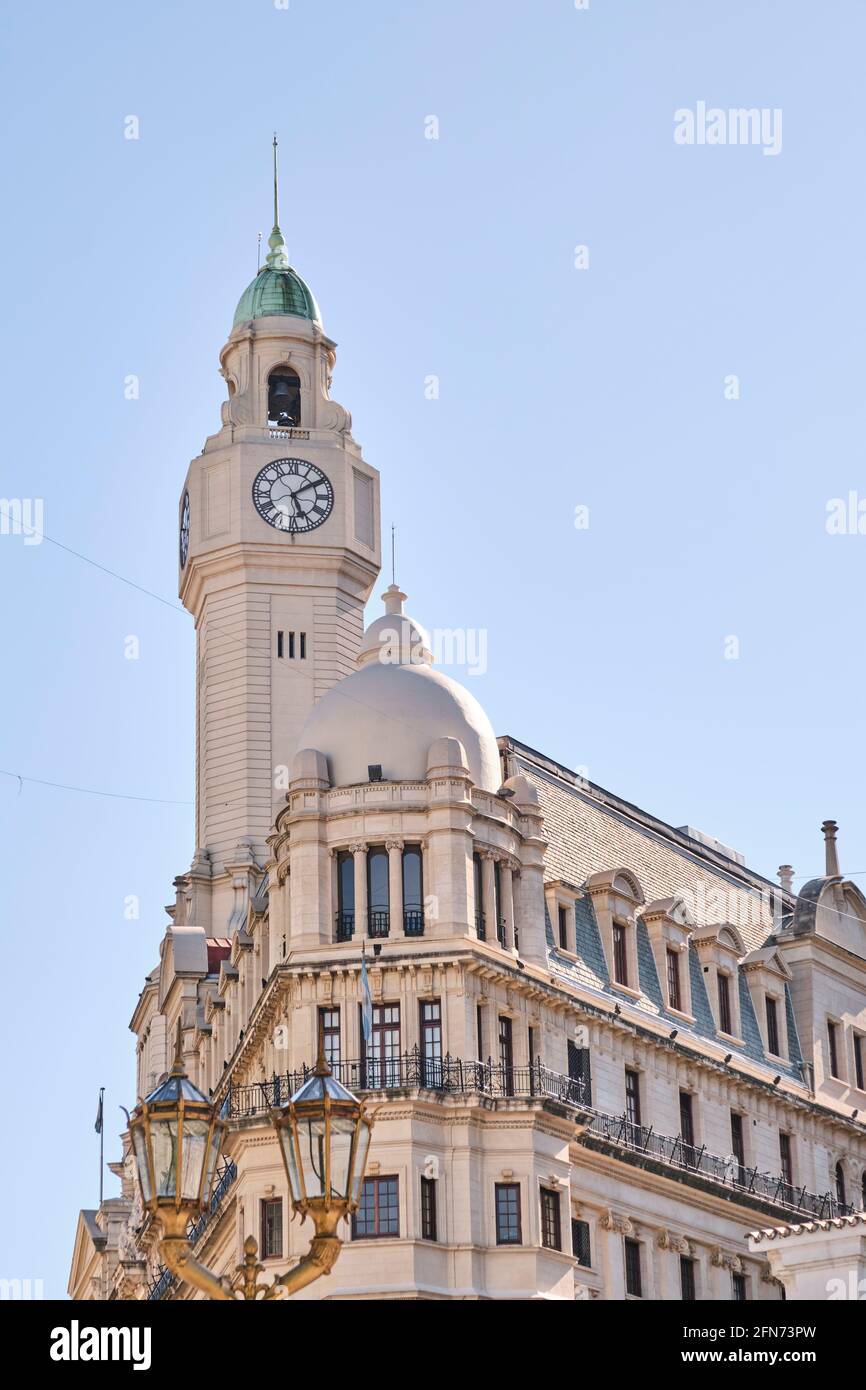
[500,862,516,952]
[387,840,404,936]
[351,843,367,939]
[482,852,497,945]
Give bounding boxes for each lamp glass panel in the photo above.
[151,1119,179,1198]
[279,1125,302,1204]
[301,1117,328,1199]
[180,1119,210,1200]
[327,1116,357,1199]
[203,1125,222,1200]
[350,1120,372,1204]
[131,1125,152,1204]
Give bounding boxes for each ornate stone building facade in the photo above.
[69,185,866,1303]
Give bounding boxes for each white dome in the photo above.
[298,586,501,792]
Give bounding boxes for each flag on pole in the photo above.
[94,1089,104,1135]
[360,945,373,1045]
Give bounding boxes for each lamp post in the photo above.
[129,1027,373,1300]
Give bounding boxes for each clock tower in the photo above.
[178,140,380,903]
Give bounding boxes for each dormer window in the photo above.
[267,368,301,427]
[692,923,747,1041]
[544,881,580,956]
[585,869,645,996]
[641,897,695,1019]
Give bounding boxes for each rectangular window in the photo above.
[260,1198,283,1259]
[718,972,732,1035]
[624,1238,642,1297]
[558,905,569,951]
[625,1068,641,1131]
[288,631,295,659]
[732,1272,747,1302]
[319,1006,340,1071]
[420,999,442,1087]
[336,851,355,940]
[299,631,306,660]
[613,921,628,985]
[567,1039,592,1106]
[779,1132,793,1187]
[731,1112,746,1183]
[476,1003,484,1061]
[680,1255,696,1301]
[473,853,485,938]
[667,948,682,1012]
[679,1091,695,1151]
[352,1176,400,1240]
[855,1034,865,1092]
[495,1183,522,1245]
[540,1188,562,1251]
[766,996,780,1056]
[420,1176,437,1241]
[571,1218,591,1268]
[362,1002,400,1087]
[498,1015,514,1096]
[276,630,284,658]
[828,1020,841,1078]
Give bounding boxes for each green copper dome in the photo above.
[233,265,321,329]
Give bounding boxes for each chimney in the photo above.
[777,865,795,894]
[821,820,840,878]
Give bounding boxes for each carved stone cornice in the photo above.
[711,1247,743,1274]
[656,1230,692,1255]
[600,1208,634,1236]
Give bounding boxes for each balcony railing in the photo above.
[218,1052,851,1223]
[335,910,355,941]
[147,1265,174,1301]
[368,910,390,938]
[583,1112,854,1221]
[403,908,424,936]
[187,1159,238,1247]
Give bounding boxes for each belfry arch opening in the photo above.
[267,367,301,427]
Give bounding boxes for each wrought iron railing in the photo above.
[147,1265,174,1301]
[368,910,390,938]
[218,1051,850,1222]
[403,908,425,936]
[335,910,355,941]
[584,1113,854,1221]
[187,1159,238,1247]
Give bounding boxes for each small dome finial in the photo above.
[382,583,406,616]
[265,133,290,271]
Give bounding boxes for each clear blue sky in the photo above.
[1,0,864,1297]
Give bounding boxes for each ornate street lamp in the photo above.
[129,1026,373,1300]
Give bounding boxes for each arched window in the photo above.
[336,851,354,941]
[267,368,301,427]
[402,845,424,936]
[367,847,389,938]
[835,1161,847,1209]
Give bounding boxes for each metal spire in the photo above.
[265,132,290,272]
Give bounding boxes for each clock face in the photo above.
[252,457,334,534]
[179,491,190,568]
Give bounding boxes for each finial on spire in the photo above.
[391,524,396,586]
[822,820,840,877]
[265,132,290,272]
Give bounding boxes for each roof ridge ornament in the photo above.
[265,133,290,272]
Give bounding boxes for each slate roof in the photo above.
[512,738,804,1079]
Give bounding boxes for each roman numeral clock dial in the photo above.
[252,457,334,534]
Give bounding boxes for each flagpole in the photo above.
[97,1086,105,1206]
